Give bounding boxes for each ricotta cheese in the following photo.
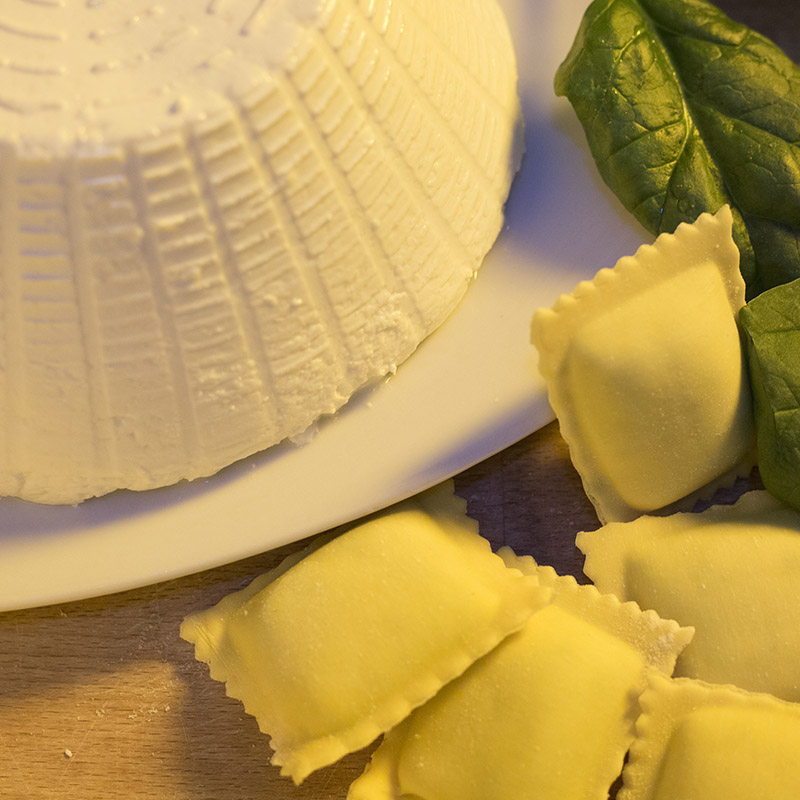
[0,0,523,503]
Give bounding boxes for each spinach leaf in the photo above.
[740,280,800,509]
[555,0,800,299]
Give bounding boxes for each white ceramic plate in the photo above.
[0,0,645,612]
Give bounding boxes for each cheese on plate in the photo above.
[0,0,523,503]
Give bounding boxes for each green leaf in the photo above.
[740,280,800,510]
[555,0,800,298]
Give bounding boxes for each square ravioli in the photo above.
[532,206,755,523]
[577,491,800,701]
[180,482,550,784]
[618,674,800,800]
[347,551,692,800]
[578,490,800,701]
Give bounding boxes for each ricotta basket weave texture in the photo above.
[0,0,523,503]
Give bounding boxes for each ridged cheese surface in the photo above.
[0,0,522,503]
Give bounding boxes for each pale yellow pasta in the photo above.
[532,206,755,523]
[180,482,550,784]
[348,552,692,800]
[618,673,800,800]
[578,490,800,701]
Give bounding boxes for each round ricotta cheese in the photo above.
[0,0,523,503]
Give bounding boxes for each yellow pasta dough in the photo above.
[347,552,692,800]
[532,206,755,523]
[180,482,550,784]
[618,674,800,800]
[578,490,800,700]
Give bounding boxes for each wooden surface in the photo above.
[0,1,793,798]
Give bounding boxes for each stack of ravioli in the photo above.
[533,206,800,799]
[184,206,800,799]
[182,483,693,799]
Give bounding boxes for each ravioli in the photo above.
[618,674,800,800]
[532,206,755,523]
[180,482,550,784]
[578,490,800,700]
[347,552,692,800]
